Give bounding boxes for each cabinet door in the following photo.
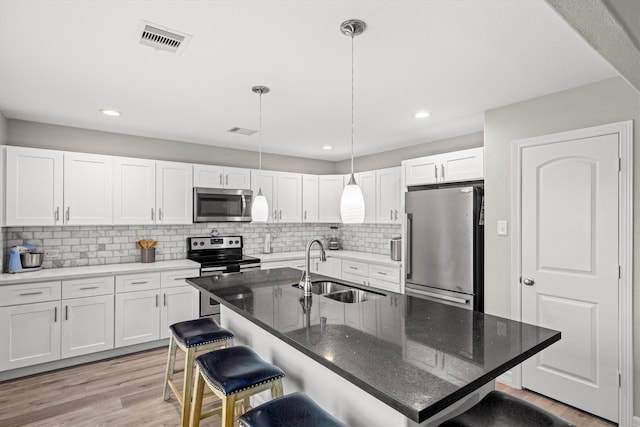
[64,152,113,225]
[314,257,342,279]
[440,147,484,182]
[61,295,114,358]
[156,161,193,224]
[318,175,344,223]
[404,155,440,186]
[224,167,251,190]
[276,172,302,223]
[376,167,400,224]
[302,174,319,222]
[356,171,376,223]
[113,157,156,224]
[251,169,277,222]
[114,290,160,347]
[0,301,61,371]
[193,164,224,188]
[160,286,199,339]
[5,146,63,226]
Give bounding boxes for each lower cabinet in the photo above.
[115,288,161,348]
[61,294,115,358]
[0,301,61,371]
[160,285,199,339]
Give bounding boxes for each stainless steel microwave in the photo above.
[193,187,253,222]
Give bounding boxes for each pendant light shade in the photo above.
[339,19,366,224]
[341,173,365,223]
[251,85,270,222]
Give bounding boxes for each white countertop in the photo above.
[254,250,402,267]
[0,259,200,286]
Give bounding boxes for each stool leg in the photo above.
[189,366,205,427]
[163,335,178,401]
[181,347,197,427]
[222,395,237,427]
[271,378,284,398]
[243,396,251,412]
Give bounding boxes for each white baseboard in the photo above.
[496,370,513,387]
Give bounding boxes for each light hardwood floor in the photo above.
[0,347,617,427]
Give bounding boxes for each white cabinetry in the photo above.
[63,152,113,225]
[0,281,63,371]
[341,260,401,293]
[251,170,302,223]
[302,174,319,222]
[113,157,156,225]
[60,276,114,358]
[314,257,342,279]
[318,175,344,223]
[404,147,484,186]
[5,146,64,226]
[356,171,376,223]
[159,269,200,339]
[376,167,401,224]
[114,272,161,347]
[193,164,251,190]
[156,161,193,224]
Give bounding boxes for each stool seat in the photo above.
[169,317,235,348]
[238,392,345,427]
[195,346,285,396]
[439,390,575,427]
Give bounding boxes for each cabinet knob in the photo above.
[522,277,535,286]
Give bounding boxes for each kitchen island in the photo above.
[187,268,560,427]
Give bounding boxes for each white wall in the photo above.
[483,76,640,413]
[7,119,337,175]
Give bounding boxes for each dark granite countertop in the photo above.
[187,268,560,423]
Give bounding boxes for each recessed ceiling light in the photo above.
[322,145,333,150]
[414,111,431,119]
[100,109,121,117]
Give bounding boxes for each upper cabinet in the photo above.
[156,161,193,225]
[376,167,401,224]
[5,146,64,226]
[302,174,319,223]
[355,171,376,224]
[318,175,344,223]
[64,152,113,225]
[404,147,484,186]
[193,164,251,190]
[113,157,156,225]
[250,170,302,223]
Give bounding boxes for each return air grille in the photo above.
[228,127,258,136]
[138,21,192,54]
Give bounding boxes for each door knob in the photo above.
[523,277,535,286]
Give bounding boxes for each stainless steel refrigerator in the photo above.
[405,183,484,311]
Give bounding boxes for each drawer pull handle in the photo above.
[349,266,358,270]
[79,286,99,290]
[65,305,69,321]
[131,281,147,285]
[20,291,43,296]
[54,306,58,323]
[377,272,388,275]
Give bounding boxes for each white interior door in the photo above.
[520,132,619,422]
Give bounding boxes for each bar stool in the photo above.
[238,392,346,427]
[438,390,576,427]
[163,317,235,427]
[189,345,285,427]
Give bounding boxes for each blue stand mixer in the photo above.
[8,245,42,273]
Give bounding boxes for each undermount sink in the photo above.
[323,289,383,304]
[292,280,384,303]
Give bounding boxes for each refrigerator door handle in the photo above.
[406,213,413,279]
[407,287,470,305]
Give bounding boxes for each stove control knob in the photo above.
[235,240,239,244]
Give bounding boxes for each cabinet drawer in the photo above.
[160,269,200,288]
[341,260,368,277]
[62,276,114,299]
[341,271,368,287]
[368,264,400,284]
[368,277,401,293]
[115,272,160,293]
[0,281,62,306]
[288,259,306,270]
[261,261,289,270]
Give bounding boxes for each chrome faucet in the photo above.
[299,238,326,296]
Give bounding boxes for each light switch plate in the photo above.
[497,220,508,236]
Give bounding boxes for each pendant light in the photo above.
[339,19,366,224]
[251,85,270,222]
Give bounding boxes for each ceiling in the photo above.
[0,1,617,161]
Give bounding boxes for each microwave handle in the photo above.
[241,194,247,217]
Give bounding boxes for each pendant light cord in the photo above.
[350,30,355,176]
[259,91,263,173]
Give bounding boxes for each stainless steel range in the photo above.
[186,236,261,320]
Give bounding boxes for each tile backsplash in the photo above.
[2,223,401,270]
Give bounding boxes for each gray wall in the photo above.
[7,120,337,175]
[483,76,640,412]
[334,131,483,173]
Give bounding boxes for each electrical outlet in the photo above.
[497,220,508,236]
[44,249,60,258]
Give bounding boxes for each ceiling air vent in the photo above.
[228,127,258,136]
[137,21,192,55]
